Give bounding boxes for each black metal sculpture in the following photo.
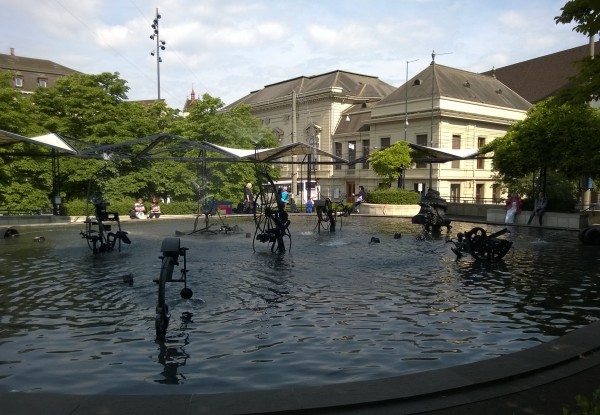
[412,188,452,234]
[450,227,513,261]
[314,198,338,233]
[81,192,131,253]
[253,170,291,254]
[579,227,600,245]
[155,237,192,339]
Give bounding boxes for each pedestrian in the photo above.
[244,182,253,214]
[280,187,289,209]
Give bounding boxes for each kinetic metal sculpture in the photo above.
[253,170,291,254]
[80,192,131,253]
[155,237,192,339]
[450,227,512,261]
[412,188,452,233]
[315,198,337,233]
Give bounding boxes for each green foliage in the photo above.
[485,98,600,210]
[0,69,279,212]
[563,388,600,415]
[368,141,412,188]
[367,187,420,205]
[63,197,198,216]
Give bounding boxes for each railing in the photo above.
[0,209,53,216]
[440,197,505,205]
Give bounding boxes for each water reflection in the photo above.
[155,313,192,385]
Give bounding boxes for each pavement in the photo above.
[2,321,600,415]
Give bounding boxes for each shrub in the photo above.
[563,388,600,415]
[62,198,199,216]
[367,188,420,205]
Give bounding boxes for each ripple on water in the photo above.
[0,218,599,395]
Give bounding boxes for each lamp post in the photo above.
[404,59,418,142]
[429,50,451,190]
[150,8,166,100]
[403,59,418,190]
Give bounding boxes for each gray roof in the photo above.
[376,63,531,111]
[482,41,599,103]
[0,53,79,76]
[225,70,396,108]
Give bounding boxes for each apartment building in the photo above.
[0,48,79,94]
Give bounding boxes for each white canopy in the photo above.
[202,141,348,164]
[0,129,77,154]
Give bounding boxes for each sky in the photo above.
[0,0,589,110]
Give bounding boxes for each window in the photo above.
[362,139,370,169]
[416,134,427,168]
[334,142,342,170]
[451,135,461,169]
[380,137,390,149]
[476,183,484,203]
[477,137,485,169]
[38,78,47,88]
[450,184,461,202]
[15,77,23,87]
[348,141,356,170]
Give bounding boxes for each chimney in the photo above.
[10,48,15,56]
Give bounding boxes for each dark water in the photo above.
[0,216,599,395]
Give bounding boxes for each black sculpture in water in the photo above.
[253,170,291,254]
[412,188,452,233]
[155,237,192,339]
[450,227,513,261]
[81,192,131,253]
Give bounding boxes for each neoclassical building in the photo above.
[226,64,530,204]
[225,70,395,202]
[336,62,531,203]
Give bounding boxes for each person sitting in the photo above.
[306,199,314,213]
[504,193,522,224]
[528,192,548,226]
[149,197,161,219]
[351,186,367,213]
[132,198,146,219]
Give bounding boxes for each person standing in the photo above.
[528,192,548,226]
[244,183,253,213]
[504,193,522,224]
[280,187,289,209]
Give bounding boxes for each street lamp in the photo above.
[429,50,451,190]
[404,59,418,142]
[150,8,166,100]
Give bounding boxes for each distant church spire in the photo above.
[190,86,196,101]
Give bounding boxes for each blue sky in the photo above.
[0,0,588,109]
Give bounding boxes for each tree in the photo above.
[555,0,600,103]
[171,95,278,202]
[368,141,412,188]
[483,98,600,209]
[487,98,600,180]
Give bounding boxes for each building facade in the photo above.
[227,65,530,204]
[0,48,79,94]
